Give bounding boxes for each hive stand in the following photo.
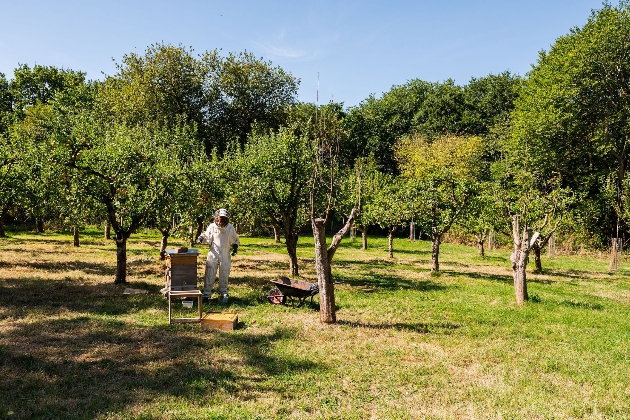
[164,249,202,324]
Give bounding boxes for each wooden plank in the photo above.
[171,318,202,324]
[168,290,202,297]
[168,255,198,266]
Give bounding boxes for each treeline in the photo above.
[1,3,629,286]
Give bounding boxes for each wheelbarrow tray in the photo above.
[268,277,318,306]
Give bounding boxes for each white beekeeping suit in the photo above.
[197,209,240,304]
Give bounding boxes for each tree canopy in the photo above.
[510,2,630,240]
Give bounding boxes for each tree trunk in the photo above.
[512,256,527,305]
[190,218,205,247]
[73,225,80,247]
[0,208,6,238]
[273,226,281,243]
[510,215,530,306]
[431,233,441,271]
[159,227,170,260]
[35,217,44,233]
[195,217,204,238]
[476,235,485,257]
[311,208,356,324]
[388,229,395,258]
[104,220,111,240]
[532,243,542,272]
[285,231,299,276]
[312,217,335,323]
[358,227,368,250]
[115,234,128,284]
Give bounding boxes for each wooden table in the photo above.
[168,290,203,324]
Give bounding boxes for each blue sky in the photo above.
[0,0,606,107]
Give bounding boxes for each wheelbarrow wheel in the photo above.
[267,287,286,305]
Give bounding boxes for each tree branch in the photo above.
[327,207,358,260]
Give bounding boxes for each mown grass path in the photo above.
[1,230,629,419]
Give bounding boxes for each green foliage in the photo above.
[9,64,86,121]
[230,128,314,234]
[510,2,630,241]
[170,149,226,241]
[0,72,11,134]
[56,115,197,247]
[370,173,413,235]
[98,43,207,135]
[10,103,64,226]
[343,79,432,173]
[337,157,384,232]
[462,71,522,135]
[397,134,484,236]
[343,75,519,174]
[0,125,24,224]
[414,79,465,136]
[97,43,299,157]
[210,50,299,150]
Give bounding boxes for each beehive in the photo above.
[165,249,200,290]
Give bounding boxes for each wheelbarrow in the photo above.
[267,277,319,307]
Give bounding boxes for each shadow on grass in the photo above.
[559,299,605,310]
[441,269,513,285]
[0,277,161,316]
[541,268,611,281]
[0,279,320,419]
[234,258,289,272]
[337,319,461,334]
[335,271,447,293]
[379,248,432,256]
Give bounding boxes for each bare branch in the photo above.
[327,207,358,260]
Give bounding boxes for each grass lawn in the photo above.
[0,229,629,419]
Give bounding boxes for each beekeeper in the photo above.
[196,208,240,304]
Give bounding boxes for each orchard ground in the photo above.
[0,229,629,419]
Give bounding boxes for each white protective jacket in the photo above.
[200,222,240,259]
[199,222,240,297]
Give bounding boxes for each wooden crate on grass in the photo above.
[201,312,238,331]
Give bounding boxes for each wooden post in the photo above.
[488,230,495,251]
[547,234,555,258]
[610,238,622,271]
[409,222,415,241]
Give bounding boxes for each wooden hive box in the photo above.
[201,312,238,331]
[166,249,200,291]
